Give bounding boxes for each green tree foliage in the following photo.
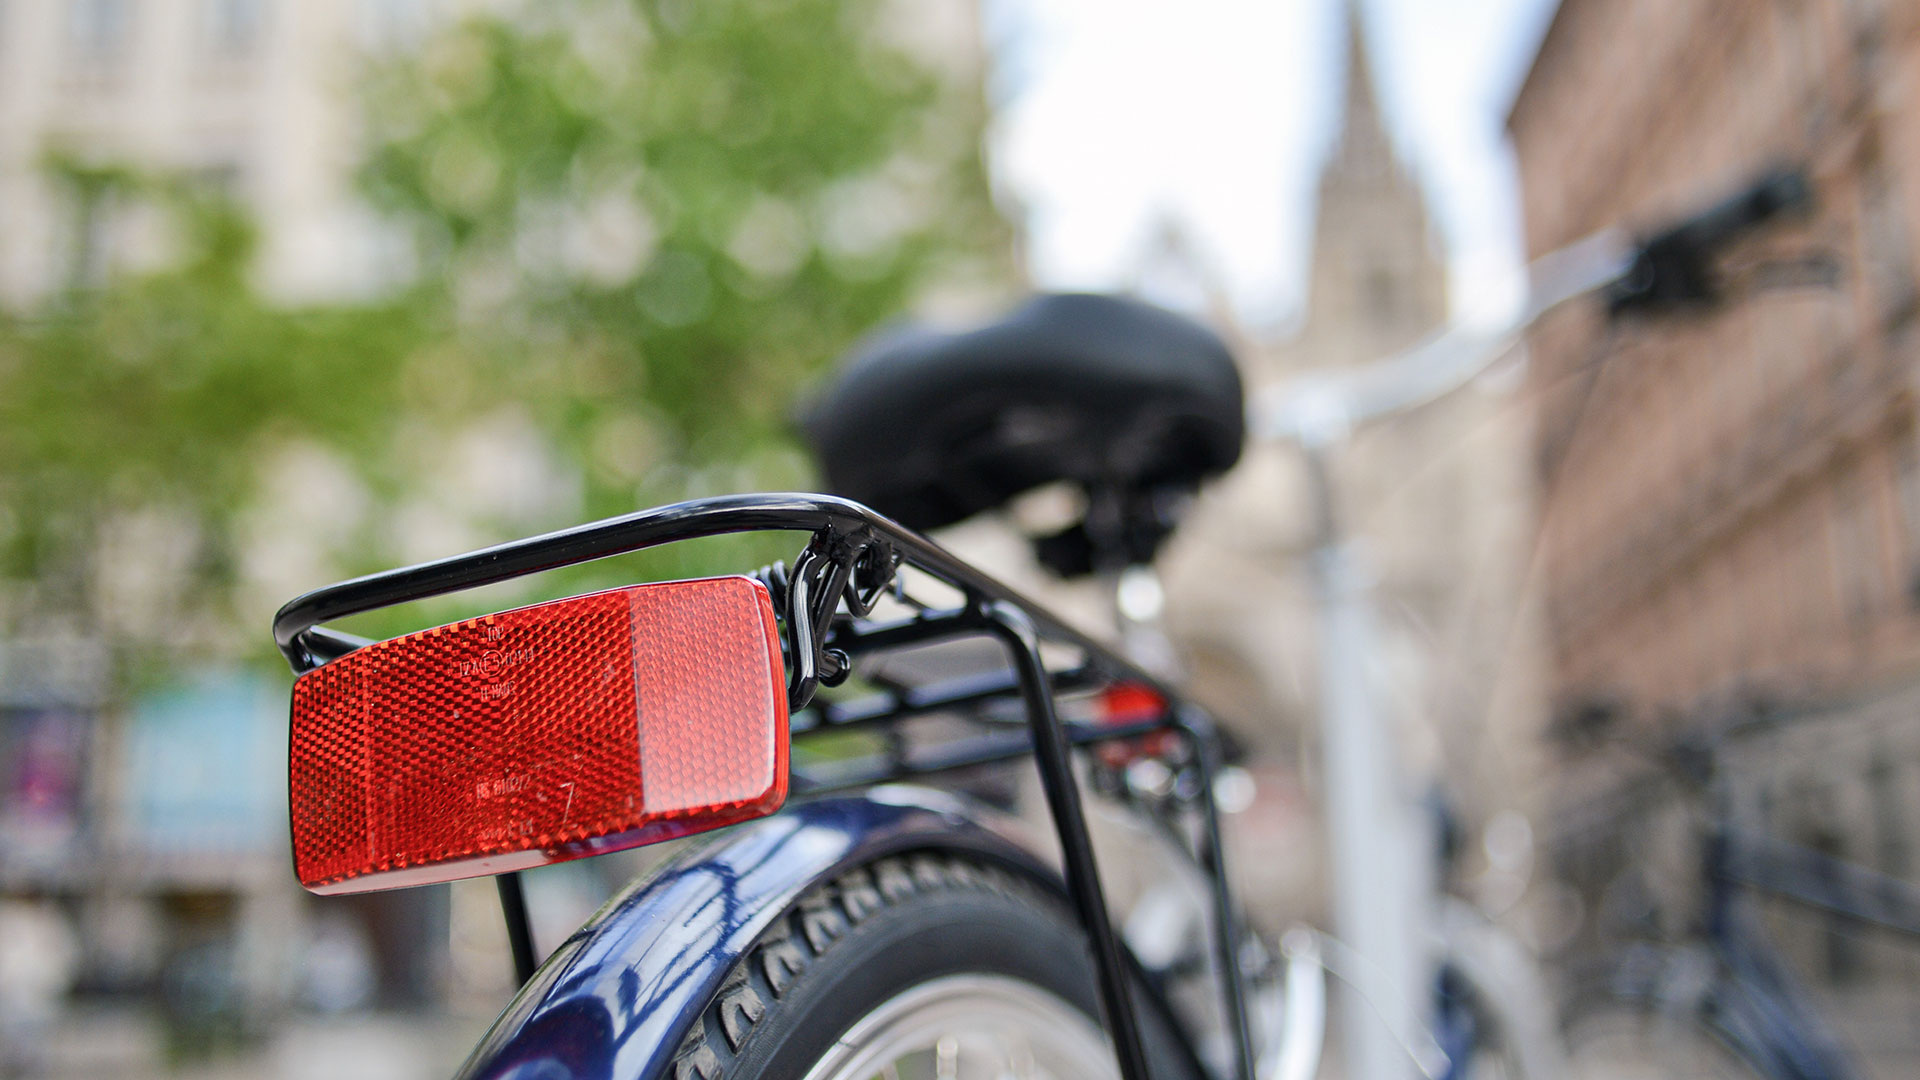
[0,0,1011,673]
[360,0,1010,473]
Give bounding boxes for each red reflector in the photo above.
[288,576,788,894]
[1097,682,1167,725]
[1094,682,1173,769]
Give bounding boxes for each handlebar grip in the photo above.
[1654,167,1811,252]
[1607,165,1813,315]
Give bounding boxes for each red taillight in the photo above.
[288,576,788,894]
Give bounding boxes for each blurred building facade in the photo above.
[0,0,1010,1072]
[1511,0,1920,982]
[0,4,480,1064]
[1150,7,1545,920]
[0,0,444,306]
[1182,9,1540,780]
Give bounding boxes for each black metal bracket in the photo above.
[979,600,1152,1080]
[1175,707,1257,1080]
[759,527,899,713]
[497,872,538,987]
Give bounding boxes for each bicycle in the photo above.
[1554,701,1920,1079]
[275,466,1302,1076]
[793,290,1569,1080]
[1242,165,1825,1080]
[1385,164,1901,1078]
[270,168,1818,1080]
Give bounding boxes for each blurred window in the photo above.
[0,711,90,870]
[1830,467,1884,626]
[201,0,264,58]
[66,0,130,64]
[122,672,282,854]
[357,0,427,52]
[1861,160,1918,330]
[189,160,244,199]
[1867,748,1908,879]
[1893,429,1920,607]
[66,186,113,290]
[1366,267,1399,323]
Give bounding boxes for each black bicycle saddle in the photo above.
[800,293,1244,557]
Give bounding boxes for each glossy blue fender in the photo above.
[454,786,1065,1080]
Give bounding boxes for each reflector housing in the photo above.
[289,576,787,894]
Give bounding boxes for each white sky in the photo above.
[984,0,1562,334]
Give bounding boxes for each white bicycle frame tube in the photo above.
[1254,228,1631,1079]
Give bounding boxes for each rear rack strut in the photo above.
[272,493,1255,1080]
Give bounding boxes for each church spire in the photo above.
[1329,0,1392,183]
[1295,0,1447,356]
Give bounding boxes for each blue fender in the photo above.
[455,785,1063,1080]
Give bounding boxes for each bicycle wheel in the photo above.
[1433,900,1569,1080]
[1434,979,1528,1080]
[669,852,1206,1080]
[1564,1004,1766,1078]
[1562,965,1766,1080]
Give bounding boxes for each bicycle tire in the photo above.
[1433,898,1568,1080]
[1561,967,1769,1079]
[667,851,1207,1080]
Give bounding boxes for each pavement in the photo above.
[31,1009,491,1080]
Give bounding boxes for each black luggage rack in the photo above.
[272,492,1255,1080]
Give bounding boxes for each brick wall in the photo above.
[1513,0,1920,730]
[1510,0,1920,993]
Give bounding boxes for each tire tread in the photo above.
[668,853,1046,1080]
